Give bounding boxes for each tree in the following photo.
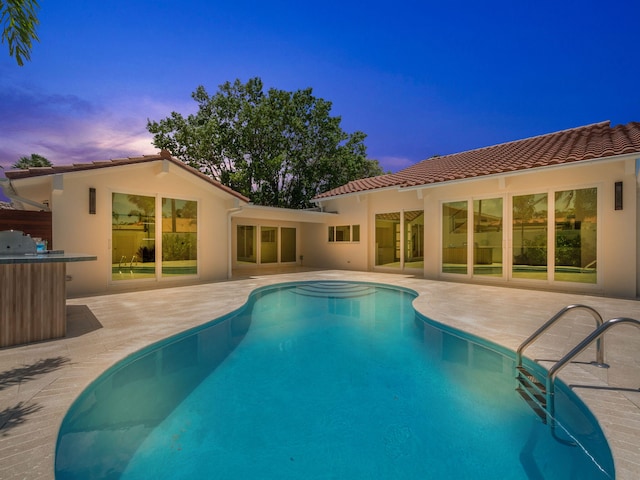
[12,153,51,168]
[147,78,384,208]
[1,0,40,66]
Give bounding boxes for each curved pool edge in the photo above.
[57,277,639,479]
[0,270,637,480]
[56,278,614,479]
[408,279,639,480]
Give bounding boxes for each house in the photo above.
[2,120,640,298]
[0,150,332,296]
[308,120,640,298]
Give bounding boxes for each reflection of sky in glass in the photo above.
[112,194,156,227]
[162,198,196,219]
[474,198,502,217]
[513,193,548,220]
[112,194,136,215]
[163,199,182,217]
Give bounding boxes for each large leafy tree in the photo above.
[12,153,51,168]
[147,78,384,208]
[1,0,39,66]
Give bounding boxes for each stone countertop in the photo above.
[0,252,97,264]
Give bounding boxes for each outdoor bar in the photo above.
[0,230,96,348]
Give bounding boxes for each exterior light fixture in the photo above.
[89,187,96,214]
[614,182,623,210]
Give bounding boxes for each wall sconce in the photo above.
[89,187,96,214]
[614,182,623,210]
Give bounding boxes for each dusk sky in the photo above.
[1,1,638,174]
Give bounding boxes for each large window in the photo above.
[404,210,424,269]
[375,212,400,267]
[161,197,197,277]
[512,193,548,280]
[260,226,278,264]
[112,193,156,281]
[442,201,468,274]
[376,211,423,269]
[473,198,503,276]
[237,225,257,263]
[281,227,296,263]
[442,189,597,285]
[555,187,597,283]
[237,225,297,265]
[112,194,198,281]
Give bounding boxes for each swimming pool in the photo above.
[55,281,614,479]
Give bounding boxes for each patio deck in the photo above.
[0,270,638,479]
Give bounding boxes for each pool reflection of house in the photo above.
[1,120,640,298]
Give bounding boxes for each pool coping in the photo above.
[0,270,638,479]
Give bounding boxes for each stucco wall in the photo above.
[42,161,235,296]
[7,154,638,299]
[313,156,638,298]
[303,195,374,271]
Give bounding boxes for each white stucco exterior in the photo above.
[4,149,640,299]
[313,154,639,298]
[7,158,247,296]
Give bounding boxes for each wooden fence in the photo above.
[0,210,53,248]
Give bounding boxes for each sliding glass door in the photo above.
[375,211,424,270]
[112,193,198,281]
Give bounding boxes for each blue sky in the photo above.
[1,0,638,174]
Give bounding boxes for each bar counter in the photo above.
[0,253,97,348]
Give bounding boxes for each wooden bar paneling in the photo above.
[0,262,66,348]
[0,210,53,248]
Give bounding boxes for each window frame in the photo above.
[327,224,361,243]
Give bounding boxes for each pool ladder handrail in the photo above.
[545,317,640,422]
[515,304,607,429]
[516,304,606,369]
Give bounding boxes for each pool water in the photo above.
[55,282,614,479]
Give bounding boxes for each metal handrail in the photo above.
[546,317,640,422]
[516,304,606,368]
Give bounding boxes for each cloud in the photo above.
[0,85,191,169]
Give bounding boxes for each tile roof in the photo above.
[315,121,640,200]
[4,150,250,202]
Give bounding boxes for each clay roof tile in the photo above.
[314,121,640,200]
[5,153,250,202]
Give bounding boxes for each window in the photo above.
[352,225,360,242]
[238,225,297,265]
[281,227,296,263]
[161,197,197,277]
[376,211,423,269]
[442,201,468,274]
[237,225,257,263]
[473,198,502,276]
[554,188,597,283]
[512,193,548,280]
[260,226,278,263]
[327,225,360,243]
[112,194,198,281]
[441,189,597,286]
[112,193,156,281]
[404,210,424,269]
[375,213,400,267]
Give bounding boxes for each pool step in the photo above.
[516,366,548,424]
[293,282,376,299]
